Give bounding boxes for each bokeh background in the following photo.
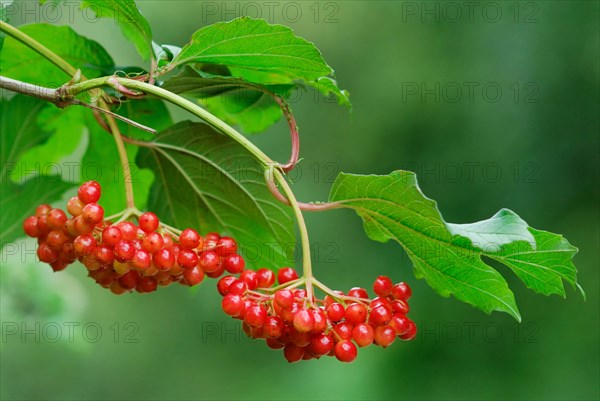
[1,1,599,400]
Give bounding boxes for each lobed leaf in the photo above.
[136,121,295,270]
[329,171,582,320]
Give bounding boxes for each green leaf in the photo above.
[81,0,153,60]
[81,98,171,215]
[329,171,582,320]
[136,121,295,270]
[171,17,349,107]
[0,23,114,86]
[162,67,294,133]
[10,106,87,183]
[0,95,75,245]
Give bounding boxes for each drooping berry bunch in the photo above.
[23,181,246,294]
[218,267,417,363]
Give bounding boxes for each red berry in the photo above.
[222,294,245,317]
[390,314,411,336]
[118,270,139,290]
[326,302,345,322]
[102,225,122,246]
[142,232,164,253]
[266,337,284,350]
[239,270,258,290]
[373,275,393,297]
[183,266,205,286]
[67,197,84,216]
[131,250,151,270]
[283,344,304,363]
[369,304,393,326]
[256,268,275,288]
[23,216,40,237]
[46,230,68,250]
[227,279,247,295]
[117,221,137,241]
[348,287,369,299]
[153,248,175,270]
[374,325,396,347]
[205,262,225,278]
[73,215,93,234]
[50,260,69,272]
[202,232,220,250]
[47,209,67,230]
[179,228,201,249]
[244,304,267,327]
[73,234,97,256]
[36,214,50,234]
[137,277,158,293]
[353,323,375,347]
[37,242,59,263]
[198,251,220,273]
[293,309,315,333]
[345,303,368,325]
[310,333,334,355]
[114,240,135,262]
[399,319,417,341]
[78,181,101,204]
[391,299,410,314]
[334,340,357,363]
[392,282,412,301]
[138,212,159,233]
[217,276,237,296]
[82,203,104,224]
[35,204,52,217]
[277,267,298,284]
[177,249,198,269]
[311,309,328,333]
[223,253,245,274]
[333,322,354,340]
[95,245,115,265]
[274,289,294,308]
[263,316,284,338]
[216,236,237,255]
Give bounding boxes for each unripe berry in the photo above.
[67,197,84,216]
[138,212,159,233]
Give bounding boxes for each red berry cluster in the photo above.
[218,268,417,363]
[23,181,246,294]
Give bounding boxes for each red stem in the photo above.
[275,96,300,173]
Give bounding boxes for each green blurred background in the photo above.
[1,1,598,400]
